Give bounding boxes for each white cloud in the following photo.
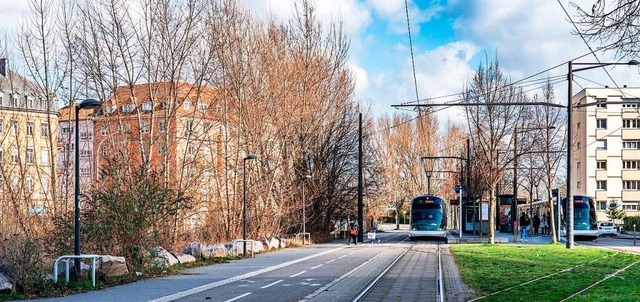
[348,60,370,97]
[367,0,444,34]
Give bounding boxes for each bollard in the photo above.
[634,224,637,246]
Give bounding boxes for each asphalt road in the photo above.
[36,231,418,302]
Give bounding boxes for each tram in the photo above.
[561,195,599,239]
[408,194,447,239]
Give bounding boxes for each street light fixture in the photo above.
[243,154,258,257]
[302,174,311,245]
[566,59,639,249]
[74,98,101,277]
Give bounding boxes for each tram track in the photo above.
[353,241,445,302]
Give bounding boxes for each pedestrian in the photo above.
[540,216,548,236]
[533,214,540,236]
[347,221,359,245]
[519,212,531,242]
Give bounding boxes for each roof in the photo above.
[58,105,95,121]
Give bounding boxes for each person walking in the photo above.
[347,221,359,245]
[540,216,548,236]
[533,214,540,236]
[519,212,531,242]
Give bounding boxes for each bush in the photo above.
[623,216,640,232]
[0,236,51,295]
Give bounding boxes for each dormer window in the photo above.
[141,102,153,111]
[182,100,190,110]
[106,105,118,114]
[122,104,136,113]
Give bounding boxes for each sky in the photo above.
[1,0,639,125]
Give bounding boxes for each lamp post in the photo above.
[302,174,311,245]
[566,59,639,249]
[243,154,258,257]
[74,98,101,277]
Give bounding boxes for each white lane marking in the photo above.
[290,270,306,278]
[338,255,348,259]
[148,246,345,302]
[261,279,283,289]
[224,292,251,302]
[311,264,323,269]
[326,259,336,263]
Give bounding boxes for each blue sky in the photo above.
[2,0,639,124]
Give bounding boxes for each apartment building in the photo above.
[0,58,58,235]
[572,87,640,221]
[57,106,95,203]
[93,82,224,229]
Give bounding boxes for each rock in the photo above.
[149,247,179,268]
[0,272,15,293]
[227,240,264,255]
[98,255,129,277]
[171,252,196,264]
[203,244,227,259]
[250,241,264,253]
[135,271,143,276]
[267,237,280,249]
[54,259,90,278]
[183,242,204,259]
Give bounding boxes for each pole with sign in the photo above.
[455,185,466,239]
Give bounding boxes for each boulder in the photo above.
[171,252,196,264]
[267,237,280,249]
[54,259,90,278]
[250,240,264,253]
[183,242,204,259]
[0,272,15,293]
[203,244,227,259]
[97,255,129,277]
[227,240,264,255]
[149,247,179,268]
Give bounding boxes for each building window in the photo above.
[596,98,607,108]
[623,160,640,170]
[26,149,34,164]
[623,202,639,211]
[185,120,194,135]
[122,104,136,113]
[11,147,18,164]
[577,122,581,129]
[595,140,607,150]
[80,168,91,176]
[141,102,153,111]
[597,180,607,190]
[596,119,607,129]
[197,103,209,111]
[158,119,167,133]
[81,150,92,158]
[597,161,607,170]
[99,124,106,136]
[624,180,640,190]
[80,132,92,140]
[577,142,581,149]
[10,120,17,136]
[0,119,3,133]
[41,177,49,194]
[597,201,607,210]
[623,119,640,128]
[141,121,149,134]
[100,146,108,157]
[41,123,48,138]
[577,162,581,169]
[577,181,581,188]
[623,98,640,108]
[623,141,640,149]
[41,149,49,166]
[26,176,33,194]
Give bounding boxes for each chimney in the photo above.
[624,85,628,88]
[0,58,6,77]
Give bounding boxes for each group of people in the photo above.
[519,212,552,242]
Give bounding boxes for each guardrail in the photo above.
[53,254,99,287]
[295,232,311,245]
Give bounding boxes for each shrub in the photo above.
[0,236,51,295]
[623,216,640,232]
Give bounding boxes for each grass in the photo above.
[452,244,640,302]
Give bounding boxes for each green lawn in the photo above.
[451,244,640,302]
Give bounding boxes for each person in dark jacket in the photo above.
[533,214,540,236]
[519,213,531,242]
[347,221,359,245]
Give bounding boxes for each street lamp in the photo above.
[243,153,258,257]
[74,98,101,277]
[302,174,311,245]
[566,59,639,249]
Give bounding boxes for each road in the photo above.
[37,229,456,302]
[577,234,640,254]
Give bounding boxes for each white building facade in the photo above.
[572,87,640,221]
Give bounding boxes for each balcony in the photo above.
[595,190,608,200]
[596,170,607,180]
[622,170,640,180]
[622,149,640,160]
[622,129,640,140]
[622,111,640,119]
[596,149,608,160]
[596,129,608,140]
[622,190,640,201]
